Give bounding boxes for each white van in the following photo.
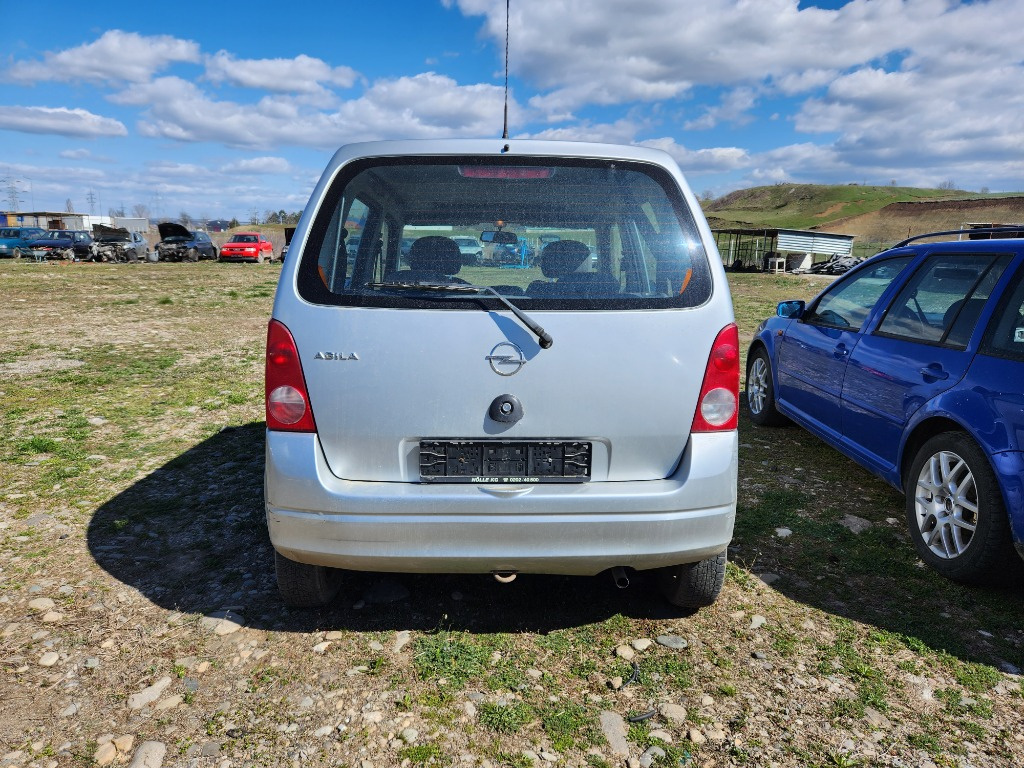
[265,139,738,609]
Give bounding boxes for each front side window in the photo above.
[876,253,1010,346]
[804,256,914,330]
[298,156,713,310]
[982,266,1024,361]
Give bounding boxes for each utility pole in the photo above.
[3,176,24,211]
[86,190,97,214]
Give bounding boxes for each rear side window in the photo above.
[298,156,713,310]
[876,253,1011,346]
[982,267,1024,361]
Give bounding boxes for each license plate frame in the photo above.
[419,440,592,483]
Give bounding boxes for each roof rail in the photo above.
[893,226,1024,248]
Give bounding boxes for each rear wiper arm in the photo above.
[366,281,553,349]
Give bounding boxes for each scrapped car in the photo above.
[28,230,93,261]
[0,226,46,258]
[155,223,218,262]
[452,236,483,265]
[265,138,739,610]
[281,227,297,262]
[219,232,274,263]
[746,229,1024,584]
[91,225,152,262]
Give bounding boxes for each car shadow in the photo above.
[86,422,684,635]
[733,412,1024,672]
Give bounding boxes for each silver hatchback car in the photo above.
[265,139,738,609]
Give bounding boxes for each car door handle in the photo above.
[833,344,850,359]
[920,365,949,380]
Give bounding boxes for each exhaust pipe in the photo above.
[611,567,630,589]
[492,570,517,584]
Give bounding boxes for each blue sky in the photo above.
[2,0,1023,221]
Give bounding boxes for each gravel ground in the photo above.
[2,261,1023,768]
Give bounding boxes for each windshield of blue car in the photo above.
[297,156,713,311]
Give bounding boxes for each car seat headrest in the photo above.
[540,240,590,278]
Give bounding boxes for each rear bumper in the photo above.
[265,430,737,575]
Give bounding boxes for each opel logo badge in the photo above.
[486,342,526,376]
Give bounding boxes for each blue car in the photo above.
[0,226,46,258]
[746,229,1024,584]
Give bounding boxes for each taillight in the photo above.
[265,320,316,432]
[691,323,739,432]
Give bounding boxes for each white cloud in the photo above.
[0,107,127,138]
[6,30,200,84]
[334,73,511,140]
[146,161,216,179]
[113,73,514,149]
[684,87,757,131]
[452,0,1024,115]
[205,51,358,94]
[794,62,1024,178]
[58,148,115,163]
[521,118,643,144]
[640,137,752,175]
[220,157,292,174]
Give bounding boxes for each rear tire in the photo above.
[657,551,727,609]
[905,432,1018,584]
[13,247,22,260]
[745,348,788,426]
[274,550,342,608]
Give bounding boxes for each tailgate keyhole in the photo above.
[488,394,524,424]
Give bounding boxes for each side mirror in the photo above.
[777,300,805,319]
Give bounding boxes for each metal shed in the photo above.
[712,228,854,271]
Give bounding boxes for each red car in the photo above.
[218,232,274,263]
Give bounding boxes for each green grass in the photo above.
[477,701,534,734]
[539,702,602,752]
[397,743,450,766]
[705,183,968,230]
[413,632,490,688]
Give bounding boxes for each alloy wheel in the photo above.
[747,356,770,415]
[913,449,978,559]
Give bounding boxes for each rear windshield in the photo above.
[297,156,713,310]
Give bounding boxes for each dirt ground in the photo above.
[2,261,1023,768]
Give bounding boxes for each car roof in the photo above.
[327,138,678,166]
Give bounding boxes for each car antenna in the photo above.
[501,0,510,140]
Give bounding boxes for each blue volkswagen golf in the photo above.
[746,229,1024,584]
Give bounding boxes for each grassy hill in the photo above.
[821,196,1024,244]
[703,183,967,231]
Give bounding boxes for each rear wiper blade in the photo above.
[366,281,553,349]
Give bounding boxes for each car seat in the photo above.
[387,236,466,284]
[527,240,618,298]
